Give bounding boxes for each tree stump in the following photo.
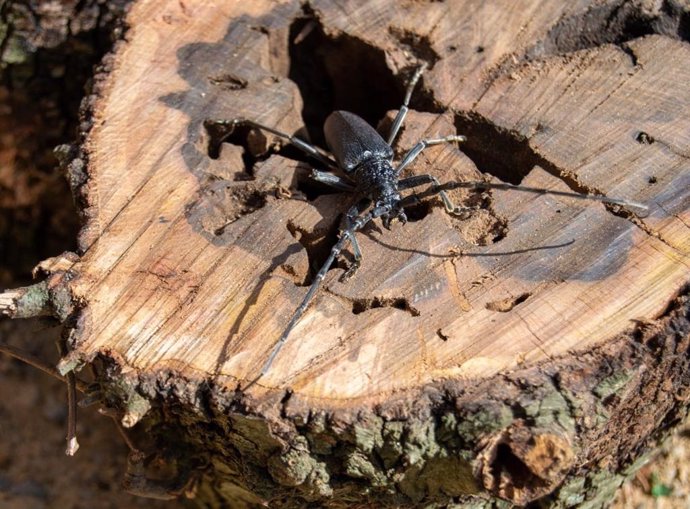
[3,0,690,507]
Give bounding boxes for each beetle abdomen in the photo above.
[324,111,393,172]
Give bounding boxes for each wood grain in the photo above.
[63,0,689,407]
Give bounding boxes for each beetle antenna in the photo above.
[0,343,88,391]
[417,180,649,216]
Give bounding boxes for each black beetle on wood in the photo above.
[206,64,647,383]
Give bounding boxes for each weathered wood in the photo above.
[8,0,690,506]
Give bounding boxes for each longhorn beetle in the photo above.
[207,64,648,383]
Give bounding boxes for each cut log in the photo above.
[5,0,690,506]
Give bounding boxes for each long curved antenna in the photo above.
[1,342,90,455]
[205,118,340,171]
[56,340,79,455]
[0,343,88,391]
[406,180,649,216]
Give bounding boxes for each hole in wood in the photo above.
[210,186,268,236]
[402,200,432,223]
[635,131,655,145]
[489,442,549,496]
[351,296,420,317]
[474,216,509,245]
[453,113,538,185]
[287,5,405,147]
[286,218,341,285]
[208,72,248,91]
[533,0,690,58]
[485,292,532,312]
[203,120,269,179]
[388,26,440,67]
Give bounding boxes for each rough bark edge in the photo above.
[0,252,79,319]
[46,3,133,255]
[67,283,689,507]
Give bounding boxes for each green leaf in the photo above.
[650,477,672,498]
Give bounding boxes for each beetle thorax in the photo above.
[353,159,406,227]
[353,159,397,198]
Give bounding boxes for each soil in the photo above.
[0,318,179,509]
[612,424,690,509]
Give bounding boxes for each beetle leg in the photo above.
[339,200,370,281]
[246,201,374,384]
[310,169,356,192]
[387,63,428,146]
[398,174,476,217]
[339,231,362,282]
[55,340,79,455]
[394,134,467,176]
[206,118,339,171]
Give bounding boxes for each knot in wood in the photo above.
[477,422,575,505]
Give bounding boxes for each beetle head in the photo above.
[374,184,407,229]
